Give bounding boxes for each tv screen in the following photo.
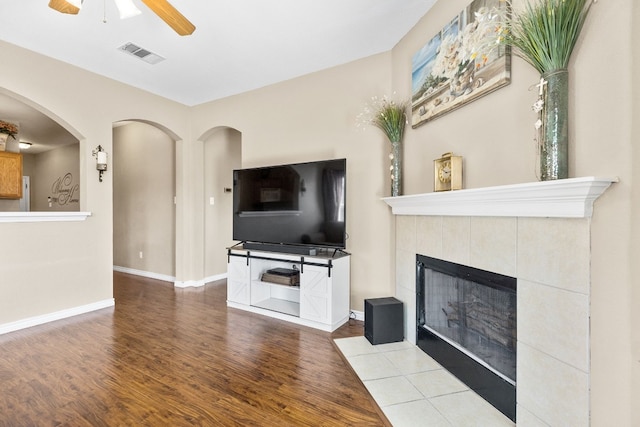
[233,158,346,249]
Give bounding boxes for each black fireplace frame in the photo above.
[416,254,516,422]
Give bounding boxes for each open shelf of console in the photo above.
[251,277,300,316]
[252,298,300,317]
[226,246,350,332]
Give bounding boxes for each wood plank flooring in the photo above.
[0,272,388,426]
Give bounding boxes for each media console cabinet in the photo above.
[226,247,350,332]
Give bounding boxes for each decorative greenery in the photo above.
[502,0,594,74]
[0,120,18,139]
[357,96,408,143]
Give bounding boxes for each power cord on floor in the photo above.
[348,311,363,327]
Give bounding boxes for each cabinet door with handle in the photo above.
[0,152,23,199]
[300,265,330,324]
[227,255,250,305]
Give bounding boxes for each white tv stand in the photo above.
[226,246,350,332]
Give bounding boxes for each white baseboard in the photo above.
[113,266,227,288]
[113,266,175,283]
[174,273,227,288]
[0,298,115,335]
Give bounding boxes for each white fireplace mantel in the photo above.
[382,176,618,218]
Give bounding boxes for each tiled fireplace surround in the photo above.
[383,177,616,426]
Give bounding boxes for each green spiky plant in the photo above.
[499,0,596,180]
[357,95,409,196]
[370,98,408,143]
[503,0,595,74]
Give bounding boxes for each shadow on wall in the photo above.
[203,126,242,278]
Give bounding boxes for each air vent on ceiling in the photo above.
[118,42,165,65]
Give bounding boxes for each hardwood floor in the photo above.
[0,272,388,426]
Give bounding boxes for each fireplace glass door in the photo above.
[417,255,517,383]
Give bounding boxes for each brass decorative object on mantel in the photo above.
[434,152,462,192]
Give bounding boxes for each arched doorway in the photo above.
[202,127,241,280]
[112,120,177,280]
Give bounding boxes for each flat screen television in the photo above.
[232,158,346,253]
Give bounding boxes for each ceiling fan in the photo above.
[48,0,196,36]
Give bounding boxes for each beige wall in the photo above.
[0,40,189,324]
[113,122,176,277]
[392,1,637,425]
[191,52,397,309]
[204,127,241,277]
[0,0,637,423]
[631,4,640,427]
[31,144,80,212]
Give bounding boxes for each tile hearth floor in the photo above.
[334,337,515,427]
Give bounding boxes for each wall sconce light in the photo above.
[92,145,108,182]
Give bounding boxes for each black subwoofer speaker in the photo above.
[364,297,404,345]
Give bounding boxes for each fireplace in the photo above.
[383,178,615,426]
[416,254,516,421]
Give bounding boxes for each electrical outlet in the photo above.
[209,197,215,205]
[139,251,143,259]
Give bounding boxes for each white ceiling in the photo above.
[0,0,436,150]
[1,0,436,106]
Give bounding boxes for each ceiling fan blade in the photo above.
[140,0,196,36]
[48,0,81,15]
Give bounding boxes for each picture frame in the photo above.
[411,0,511,128]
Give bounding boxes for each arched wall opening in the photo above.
[202,126,242,279]
[0,84,113,331]
[112,120,177,279]
[0,89,81,213]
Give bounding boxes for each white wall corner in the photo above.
[113,266,176,283]
[174,273,227,288]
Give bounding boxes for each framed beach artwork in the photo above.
[411,0,511,128]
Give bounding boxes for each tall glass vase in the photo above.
[390,140,402,197]
[539,69,569,181]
